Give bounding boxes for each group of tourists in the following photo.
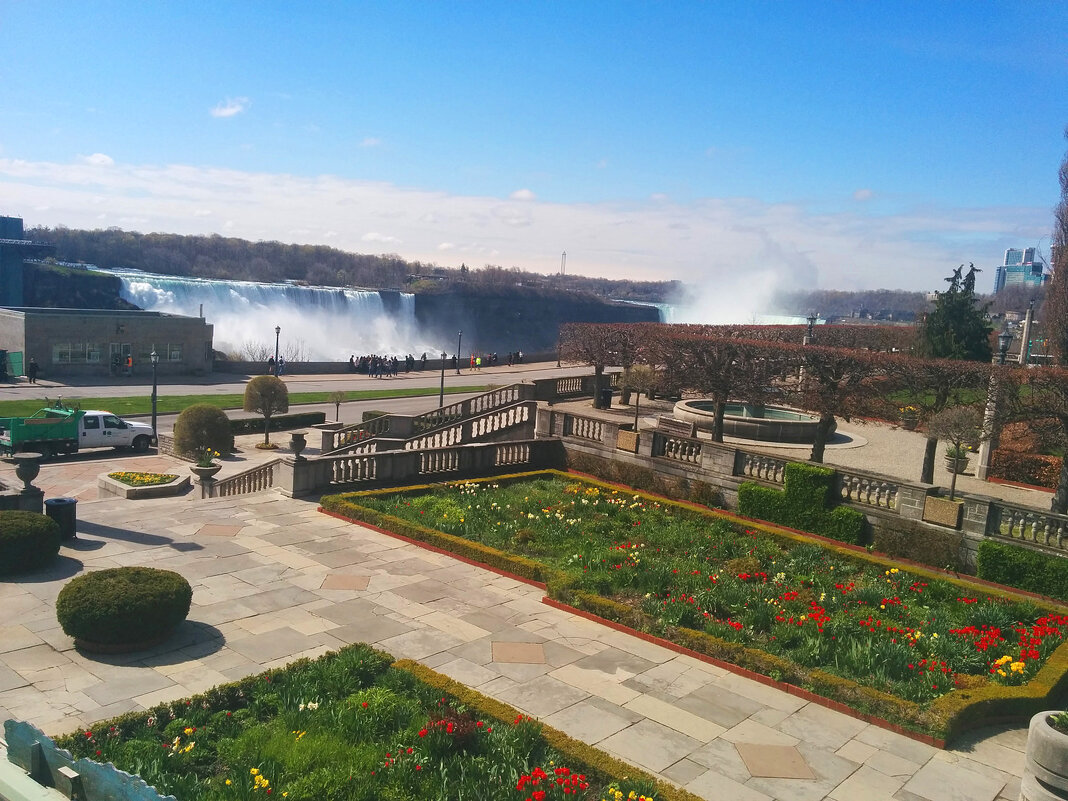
[347,353,427,377]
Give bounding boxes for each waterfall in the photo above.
[96,268,434,360]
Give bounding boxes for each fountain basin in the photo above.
[671,400,831,444]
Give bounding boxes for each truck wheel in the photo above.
[132,435,152,453]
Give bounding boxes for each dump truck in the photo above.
[0,405,155,458]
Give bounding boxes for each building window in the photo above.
[87,344,103,363]
[69,343,87,364]
[52,343,70,364]
[168,344,183,361]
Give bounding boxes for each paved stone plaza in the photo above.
[0,444,1030,801]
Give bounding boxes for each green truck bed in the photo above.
[0,407,84,454]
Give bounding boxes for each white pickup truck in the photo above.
[0,406,156,458]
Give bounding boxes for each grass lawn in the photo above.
[0,385,490,419]
[324,472,1068,739]
[53,644,683,801]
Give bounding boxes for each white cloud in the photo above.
[193,209,212,217]
[360,137,382,148]
[361,232,400,244]
[509,188,535,201]
[0,155,1049,295]
[853,188,874,201]
[210,97,251,118]
[79,153,114,166]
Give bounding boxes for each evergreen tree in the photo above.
[917,264,993,362]
[1042,126,1068,364]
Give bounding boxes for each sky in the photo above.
[1,1,1066,299]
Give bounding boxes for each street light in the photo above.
[439,351,447,408]
[456,330,463,374]
[805,312,817,345]
[998,328,1012,366]
[150,348,160,446]
[274,325,281,372]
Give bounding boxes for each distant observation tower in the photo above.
[560,251,566,276]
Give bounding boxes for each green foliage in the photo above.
[229,411,326,435]
[0,510,61,575]
[977,540,1068,601]
[917,264,993,361]
[738,463,866,544]
[49,644,695,801]
[244,375,290,445]
[56,567,193,644]
[173,403,235,457]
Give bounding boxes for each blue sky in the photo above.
[1,1,1066,300]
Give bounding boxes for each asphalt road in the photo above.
[0,360,590,433]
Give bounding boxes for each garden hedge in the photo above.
[56,567,193,646]
[322,469,1068,743]
[229,410,326,435]
[977,540,1068,602]
[0,510,61,575]
[738,462,866,545]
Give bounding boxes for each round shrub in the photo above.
[0,511,61,575]
[173,403,234,458]
[56,567,193,646]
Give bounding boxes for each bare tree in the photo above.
[927,406,982,501]
[1040,126,1068,364]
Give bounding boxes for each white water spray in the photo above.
[97,268,437,360]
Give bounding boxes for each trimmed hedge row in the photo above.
[977,539,1068,602]
[0,510,61,575]
[738,463,866,545]
[989,450,1061,490]
[230,411,326,435]
[322,469,1068,743]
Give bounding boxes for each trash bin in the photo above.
[599,388,613,408]
[45,497,77,540]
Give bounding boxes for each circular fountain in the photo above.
[671,400,831,444]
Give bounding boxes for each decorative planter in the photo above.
[190,463,222,481]
[900,415,918,431]
[10,452,42,489]
[944,455,970,474]
[290,431,307,460]
[1021,710,1068,801]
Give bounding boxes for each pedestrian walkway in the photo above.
[0,474,1026,801]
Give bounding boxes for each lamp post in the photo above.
[998,328,1012,366]
[805,312,817,345]
[456,330,463,374]
[150,348,159,446]
[274,325,281,372]
[439,351,447,408]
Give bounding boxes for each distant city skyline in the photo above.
[1,1,1065,298]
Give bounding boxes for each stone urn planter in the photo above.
[1021,710,1068,800]
[190,463,222,481]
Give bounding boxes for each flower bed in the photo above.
[53,644,692,801]
[321,470,1068,741]
[107,472,180,487]
[98,471,190,500]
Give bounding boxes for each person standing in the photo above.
[26,357,38,384]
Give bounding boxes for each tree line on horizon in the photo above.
[26,225,682,304]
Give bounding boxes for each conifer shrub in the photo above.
[173,403,234,457]
[0,510,61,575]
[56,567,193,646]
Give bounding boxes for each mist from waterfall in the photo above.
[98,268,436,360]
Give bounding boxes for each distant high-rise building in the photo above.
[993,247,1047,293]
